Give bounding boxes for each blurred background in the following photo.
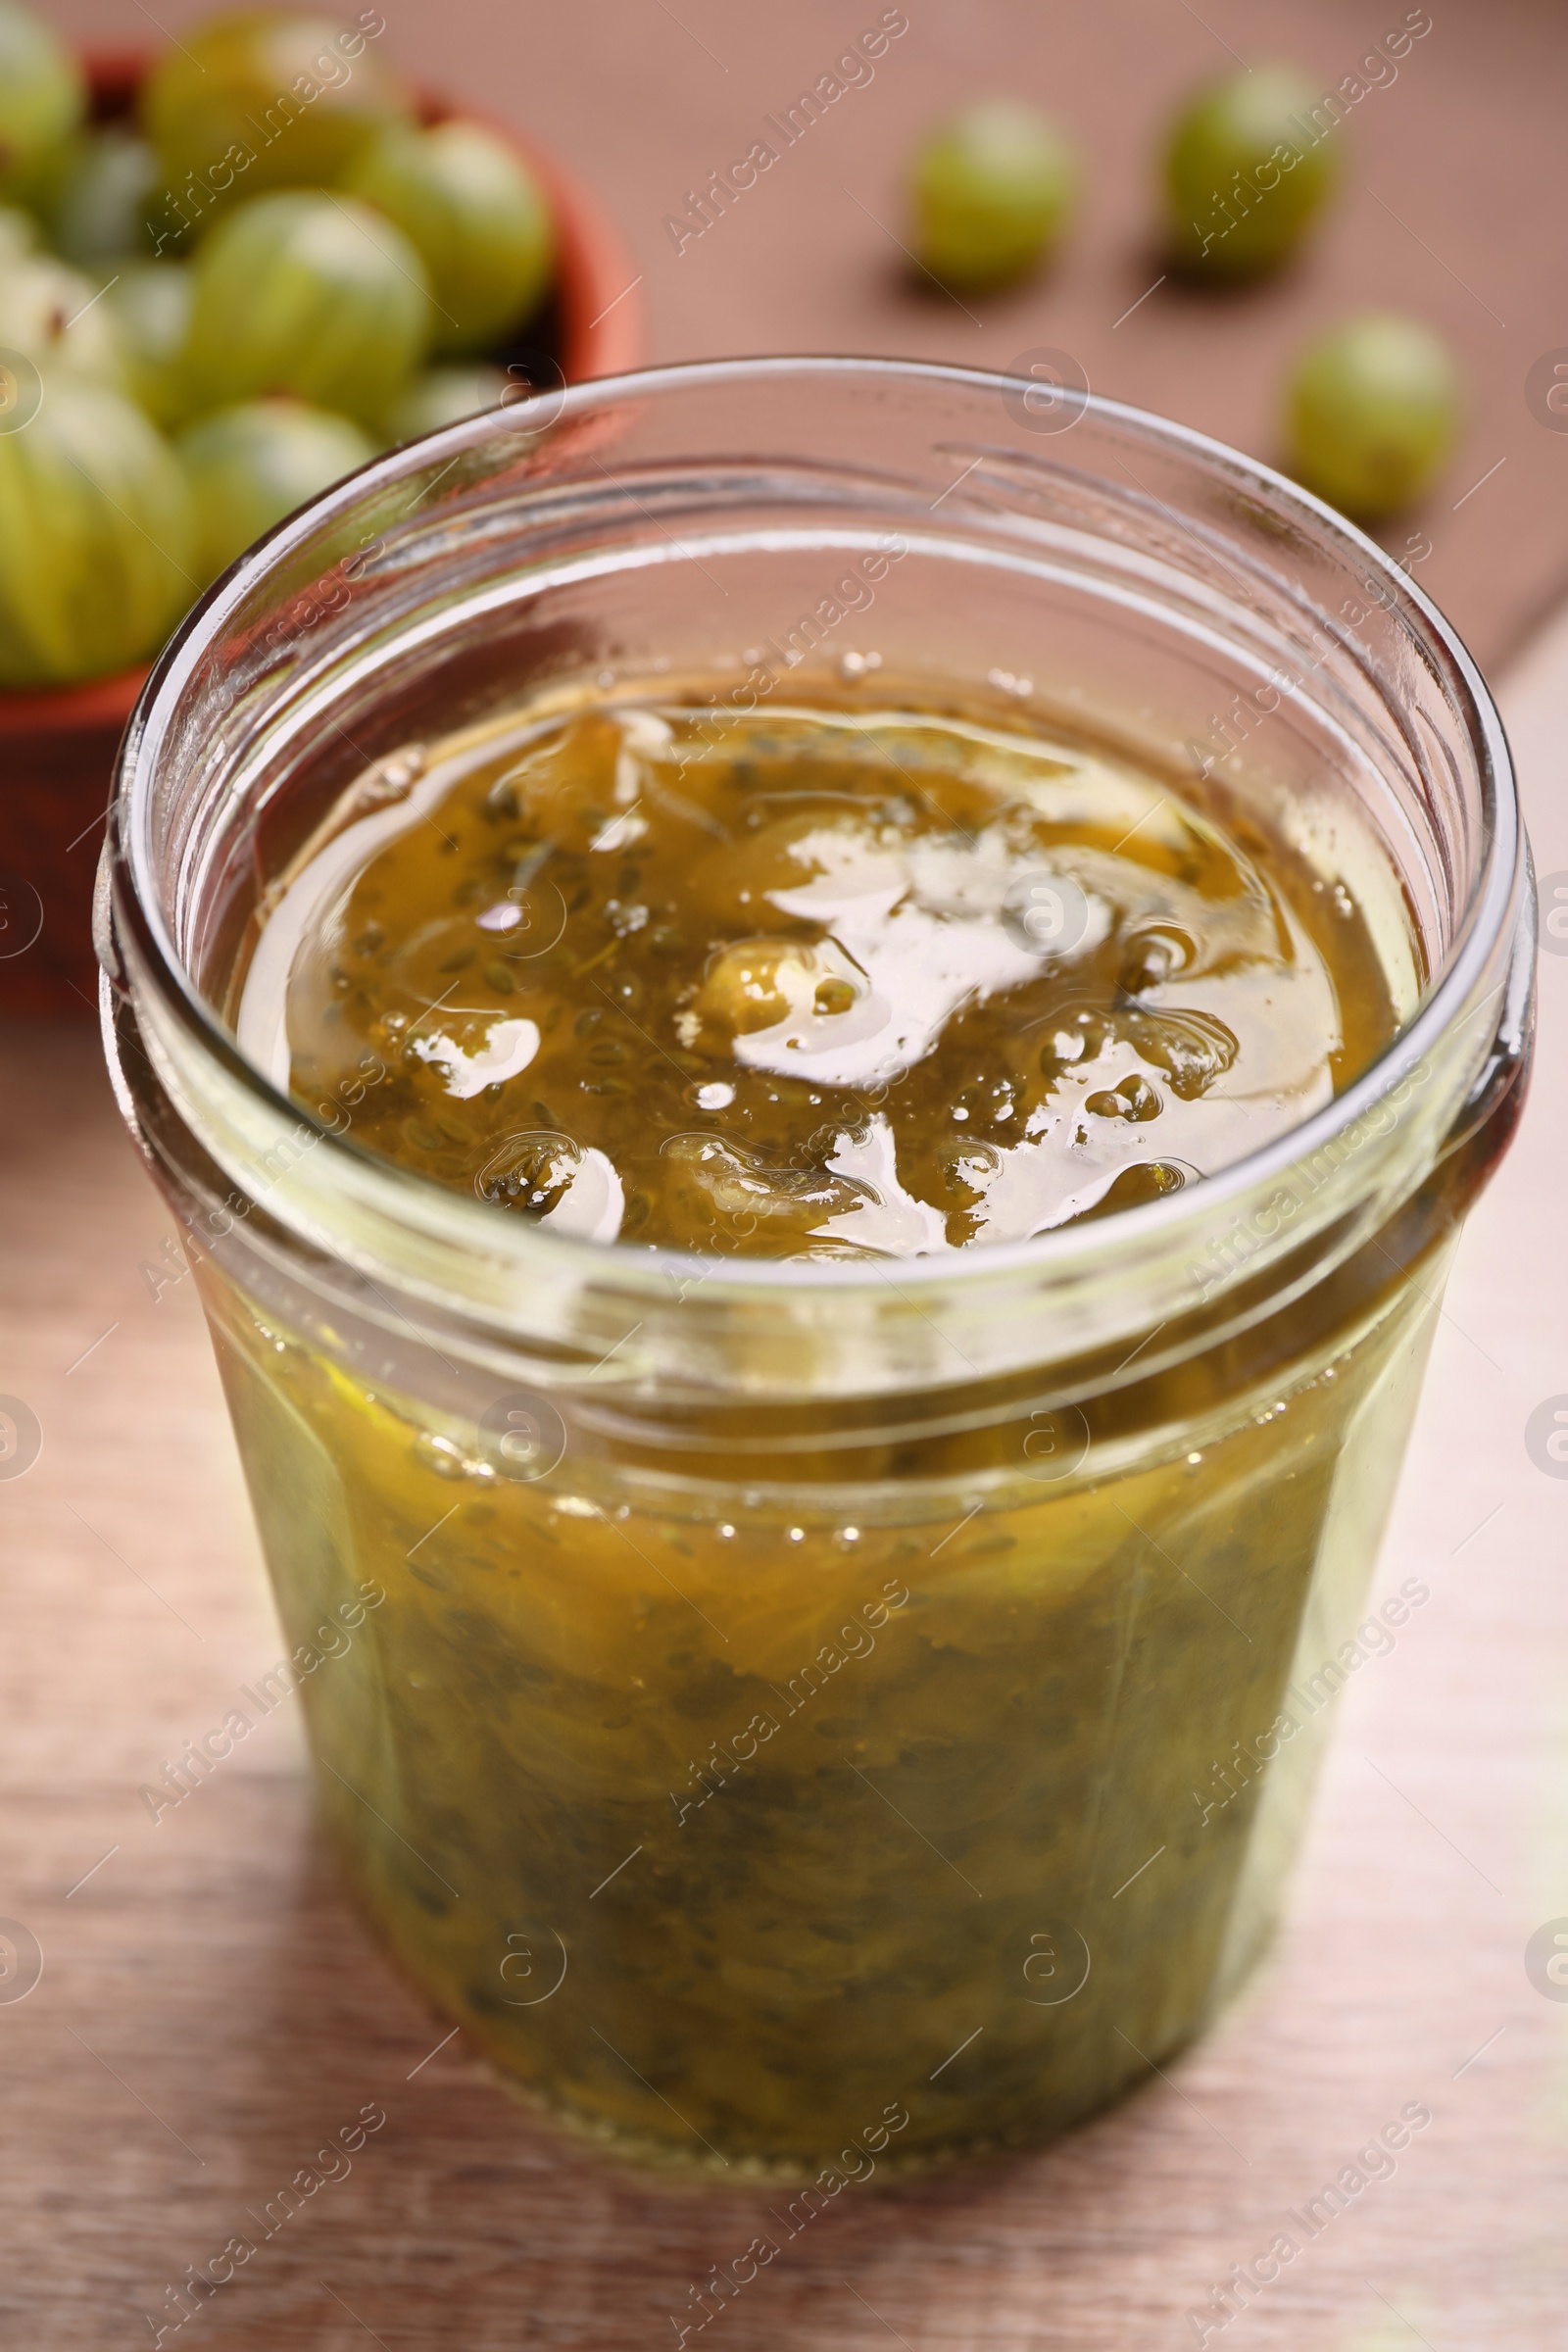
[42,0,1568,665]
[4,2,1567,2348]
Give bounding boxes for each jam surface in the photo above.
[241,697,1409,1254]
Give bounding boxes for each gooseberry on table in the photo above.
[909,101,1077,289]
[1163,63,1340,278]
[1286,313,1461,520]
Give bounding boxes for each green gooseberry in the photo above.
[177,395,377,584]
[1286,313,1461,520]
[0,377,195,685]
[1165,63,1340,278]
[910,101,1077,290]
[181,189,431,427]
[345,120,554,355]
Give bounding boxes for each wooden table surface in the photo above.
[8,1,1568,2344]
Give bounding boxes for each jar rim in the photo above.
[107,355,1526,1307]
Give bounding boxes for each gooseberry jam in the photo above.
[176,678,1499,2178]
[237,692,1407,1259]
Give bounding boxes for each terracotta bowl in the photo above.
[0,49,646,1019]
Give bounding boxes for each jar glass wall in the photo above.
[101,361,1533,2180]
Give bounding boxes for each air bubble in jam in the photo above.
[242,695,1402,1255]
[661,1133,879,1241]
[474,1130,624,1243]
[1118,921,1196,994]
[1121,1006,1240,1100]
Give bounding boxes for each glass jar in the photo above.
[99,360,1533,2181]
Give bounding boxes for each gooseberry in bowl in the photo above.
[181,188,432,426]
[177,396,377,585]
[32,122,162,266]
[0,244,129,390]
[0,377,194,688]
[910,100,1077,289]
[0,0,85,194]
[1286,313,1460,519]
[104,262,193,427]
[140,6,413,217]
[0,30,644,1019]
[344,120,554,355]
[382,359,509,442]
[0,200,36,266]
